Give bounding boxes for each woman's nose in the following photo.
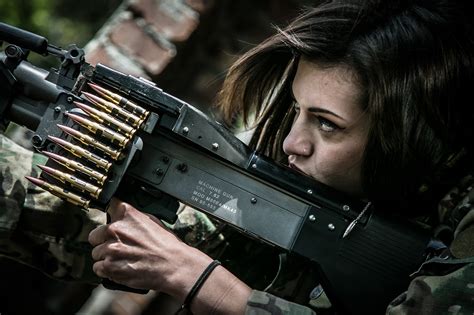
[282,119,313,157]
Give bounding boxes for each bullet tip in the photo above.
[37,164,53,174]
[41,151,70,165]
[66,112,85,123]
[73,100,87,107]
[41,150,58,159]
[25,176,44,186]
[48,135,68,147]
[74,101,93,113]
[82,91,97,99]
[88,82,107,94]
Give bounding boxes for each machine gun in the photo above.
[0,22,430,314]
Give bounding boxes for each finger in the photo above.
[107,197,129,222]
[88,224,109,246]
[91,242,107,261]
[92,260,107,279]
[91,237,127,260]
[92,256,128,283]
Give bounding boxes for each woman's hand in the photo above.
[88,198,251,314]
[88,197,211,294]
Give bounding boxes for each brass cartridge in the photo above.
[38,165,102,198]
[66,113,129,148]
[25,176,90,208]
[74,101,136,138]
[48,135,112,171]
[57,124,122,160]
[88,83,149,119]
[41,151,107,185]
[82,92,143,128]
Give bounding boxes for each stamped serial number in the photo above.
[190,180,238,213]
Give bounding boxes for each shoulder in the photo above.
[387,173,474,314]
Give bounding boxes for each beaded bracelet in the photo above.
[175,260,221,314]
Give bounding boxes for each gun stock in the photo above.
[0,24,430,314]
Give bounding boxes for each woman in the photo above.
[89,0,474,314]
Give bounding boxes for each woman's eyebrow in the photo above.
[291,87,346,121]
[307,107,346,121]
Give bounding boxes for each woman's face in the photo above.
[283,59,370,196]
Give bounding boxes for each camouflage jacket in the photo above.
[0,133,104,282]
[1,133,474,314]
[245,175,474,314]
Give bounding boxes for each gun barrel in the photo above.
[0,22,48,54]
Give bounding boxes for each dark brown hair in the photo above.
[217,0,474,210]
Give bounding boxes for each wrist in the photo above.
[190,263,251,315]
[161,244,251,314]
[165,245,214,300]
[176,260,222,313]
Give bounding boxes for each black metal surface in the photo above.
[293,210,429,314]
[126,130,310,249]
[0,22,48,54]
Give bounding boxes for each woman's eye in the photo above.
[317,117,339,132]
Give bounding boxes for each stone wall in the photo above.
[84,0,310,111]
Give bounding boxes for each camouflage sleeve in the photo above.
[0,133,105,283]
[387,175,474,315]
[171,204,227,255]
[386,259,474,314]
[245,290,317,314]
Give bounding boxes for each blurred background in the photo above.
[0,0,311,314]
[0,0,121,68]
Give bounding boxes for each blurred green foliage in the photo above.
[0,0,122,66]
[0,0,122,138]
